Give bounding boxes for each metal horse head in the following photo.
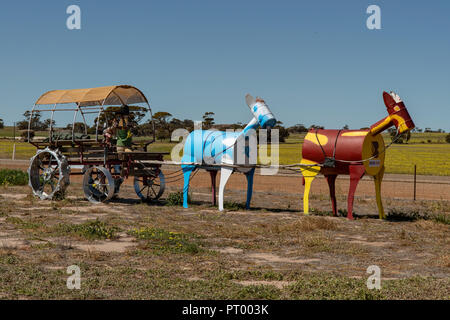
[382,91,415,134]
[245,94,277,129]
[370,91,415,135]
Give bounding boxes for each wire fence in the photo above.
[158,166,450,202]
[0,140,36,160]
[0,141,449,201]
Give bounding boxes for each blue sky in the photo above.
[0,0,449,131]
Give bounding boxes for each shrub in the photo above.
[166,191,190,206]
[0,169,28,186]
[445,133,450,144]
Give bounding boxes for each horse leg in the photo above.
[245,168,256,209]
[300,160,321,215]
[373,166,386,219]
[208,170,218,206]
[325,174,338,216]
[182,166,194,208]
[218,167,233,211]
[347,165,365,220]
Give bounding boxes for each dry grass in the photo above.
[279,216,339,232]
[0,184,448,299]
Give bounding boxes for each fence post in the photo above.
[413,164,416,201]
[12,143,16,160]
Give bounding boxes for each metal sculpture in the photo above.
[28,148,70,199]
[300,91,415,219]
[26,85,166,203]
[181,94,276,211]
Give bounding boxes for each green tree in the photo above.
[389,128,411,144]
[259,121,289,143]
[17,111,43,130]
[445,133,450,144]
[274,121,289,143]
[182,119,194,132]
[153,112,172,128]
[288,124,308,133]
[169,118,183,131]
[202,112,215,129]
[153,112,172,141]
[0,118,4,129]
[43,118,55,130]
[230,122,244,130]
[66,122,86,133]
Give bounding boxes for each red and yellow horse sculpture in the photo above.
[300,91,415,219]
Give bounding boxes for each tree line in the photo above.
[8,111,449,144]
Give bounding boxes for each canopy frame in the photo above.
[27,85,156,145]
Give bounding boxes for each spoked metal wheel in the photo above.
[83,165,122,199]
[134,171,165,202]
[83,166,115,203]
[28,148,70,200]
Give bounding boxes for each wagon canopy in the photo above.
[35,85,148,107]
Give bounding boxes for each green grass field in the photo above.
[0,126,47,138]
[262,133,450,176]
[1,132,449,176]
[0,140,37,160]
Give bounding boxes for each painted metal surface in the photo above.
[300,91,415,219]
[181,94,276,211]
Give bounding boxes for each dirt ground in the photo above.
[0,174,449,299]
[2,160,449,201]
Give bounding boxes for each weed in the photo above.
[166,192,190,206]
[0,169,28,186]
[129,227,202,254]
[286,274,384,300]
[432,214,450,225]
[54,219,118,240]
[386,208,428,221]
[237,285,281,299]
[310,208,331,216]
[223,201,246,211]
[5,216,43,229]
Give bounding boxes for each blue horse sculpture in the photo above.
[181,94,276,210]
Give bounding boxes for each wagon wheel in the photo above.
[28,148,70,200]
[134,171,165,202]
[83,166,115,203]
[84,165,122,199]
[81,165,124,199]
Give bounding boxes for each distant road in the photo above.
[1,158,449,201]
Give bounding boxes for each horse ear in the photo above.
[383,91,396,110]
[245,94,256,108]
